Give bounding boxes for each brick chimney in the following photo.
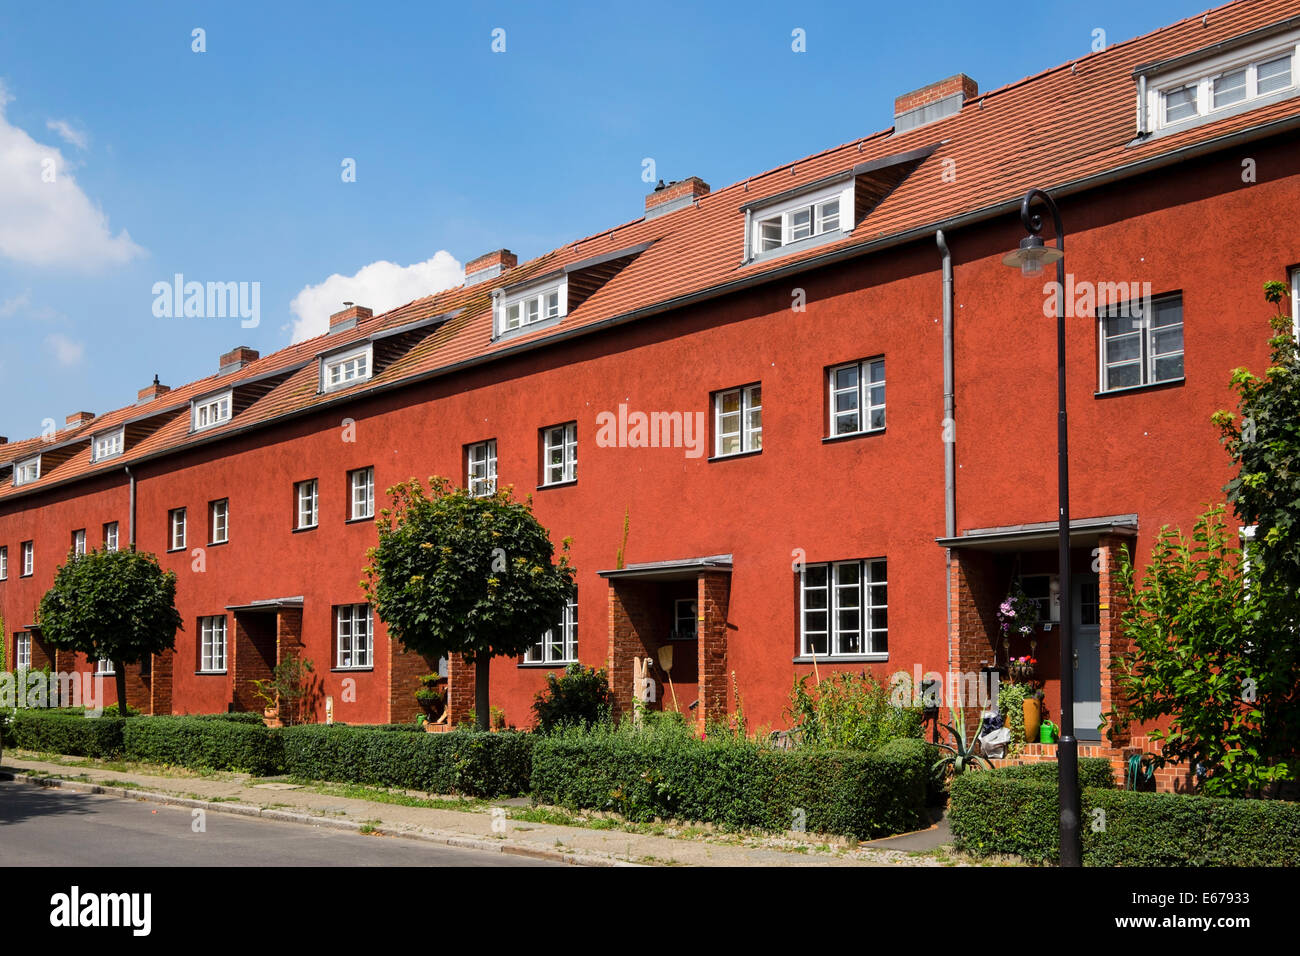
[464,249,517,287]
[138,375,171,403]
[220,345,260,374]
[894,74,977,133]
[329,302,373,334]
[645,177,710,219]
[65,411,95,429]
[0,436,8,445]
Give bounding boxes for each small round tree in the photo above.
[363,476,575,731]
[38,547,183,714]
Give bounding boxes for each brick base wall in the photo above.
[990,738,1200,793]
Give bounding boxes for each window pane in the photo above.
[789,207,812,241]
[1154,354,1184,382]
[1107,362,1142,390]
[1107,333,1142,362]
[1257,54,1292,95]
[1212,68,1247,108]
[834,365,858,390]
[1164,85,1198,122]
[1150,298,1183,329]
[1152,327,1183,355]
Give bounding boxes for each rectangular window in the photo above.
[498,281,567,336]
[541,423,577,485]
[1154,41,1298,133]
[800,558,887,658]
[103,522,119,552]
[96,657,115,676]
[16,632,31,670]
[192,392,233,431]
[14,457,40,486]
[751,184,850,257]
[322,345,372,390]
[1100,294,1183,391]
[209,499,229,544]
[199,616,227,673]
[92,428,124,462]
[714,384,763,456]
[0,546,7,580]
[524,592,578,664]
[828,358,885,436]
[71,529,86,557]
[467,440,497,497]
[672,598,697,640]
[349,468,374,520]
[21,541,33,577]
[336,604,373,669]
[169,508,187,551]
[296,479,319,529]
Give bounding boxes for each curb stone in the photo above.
[0,770,631,867]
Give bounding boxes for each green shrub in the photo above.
[950,773,1300,865]
[990,758,1117,790]
[532,663,614,734]
[11,710,125,758]
[280,725,532,797]
[122,716,283,774]
[186,711,268,724]
[530,721,934,839]
[788,672,923,751]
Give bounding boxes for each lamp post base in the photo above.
[1058,733,1082,867]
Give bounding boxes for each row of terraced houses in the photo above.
[4,0,1300,788]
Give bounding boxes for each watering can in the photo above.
[1039,719,1059,744]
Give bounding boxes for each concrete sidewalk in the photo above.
[0,751,960,867]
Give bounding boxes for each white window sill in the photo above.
[792,654,888,664]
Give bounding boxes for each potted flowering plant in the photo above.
[998,582,1041,642]
[1009,654,1037,682]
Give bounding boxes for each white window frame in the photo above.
[800,558,888,659]
[1147,32,1299,133]
[320,342,373,392]
[71,529,86,557]
[1290,266,1300,342]
[495,277,568,337]
[13,456,40,486]
[21,541,33,577]
[828,358,886,437]
[1098,293,1184,392]
[91,427,125,462]
[95,657,115,676]
[348,467,374,520]
[296,479,319,529]
[199,615,227,673]
[713,383,763,456]
[209,499,229,544]
[524,592,578,664]
[191,390,233,432]
[0,545,7,580]
[15,632,31,670]
[336,604,373,670]
[541,423,577,486]
[745,181,854,260]
[104,522,119,552]
[169,508,187,551]
[672,598,697,641]
[467,440,497,497]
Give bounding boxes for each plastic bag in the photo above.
[979,726,1012,759]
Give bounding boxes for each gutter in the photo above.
[5,112,1300,505]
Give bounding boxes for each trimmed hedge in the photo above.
[531,730,934,840]
[11,710,125,758]
[122,716,283,774]
[280,725,533,796]
[950,771,1300,865]
[990,758,1117,790]
[187,712,268,725]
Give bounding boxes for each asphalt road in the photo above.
[0,780,564,867]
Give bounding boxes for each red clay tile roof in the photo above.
[3,0,1298,502]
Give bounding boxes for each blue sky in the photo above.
[0,0,1209,439]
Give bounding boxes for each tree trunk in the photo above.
[475,655,490,732]
[114,661,128,717]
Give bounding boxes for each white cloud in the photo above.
[0,80,143,269]
[0,290,31,317]
[288,251,464,342]
[46,118,88,150]
[46,332,85,366]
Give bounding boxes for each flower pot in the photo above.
[1022,698,1041,744]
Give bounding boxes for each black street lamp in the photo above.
[1001,188,1082,868]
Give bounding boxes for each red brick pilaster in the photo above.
[697,572,730,736]
[1098,533,1133,747]
[446,652,476,726]
[950,550,1002,738]
[149,649,174,715]
[388,639,440,725]
[607,580,657,720]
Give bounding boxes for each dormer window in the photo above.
[320,343,373,392]
[13,456,40,486]
[192,390,233,432]
[744,180,854,261]
[1142,29,1299,136]
[495,278,567,339]
[92,427,125,462]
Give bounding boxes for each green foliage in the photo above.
[1109,507,1297,796]
[36,548,182,669]
[532,663,615,734]
[363,476,575,665]
[932,706,990,779]
[786,672,923,750]
[530,720,934,839]
[11,710,125,758]
[280,725,533,797]
[123,716,284,774]
[186,711,269,724]
[988,757,1117,790]
[247,657,316,726]
[997,682,1031,753]
[950,770,1300,866]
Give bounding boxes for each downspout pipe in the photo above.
[936,230,956,685]
[125,466,136,547]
